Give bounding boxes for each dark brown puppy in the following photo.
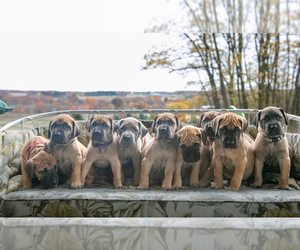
[21,136,58,189]
[251,106,290,189]
[137,112,183,190]
[174,125,207,188]
[210,113,255,191]
[81,115,125,188]
[116,117,152,186]
[47,114,86,189]
[197,111,221,187]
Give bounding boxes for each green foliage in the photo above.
[72,114,84,120]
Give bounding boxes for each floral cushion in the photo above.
[2,185,300,217]
[0,128,38,197]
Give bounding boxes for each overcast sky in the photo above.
[0,0,198,93]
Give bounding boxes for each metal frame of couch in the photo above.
[1,108,300,134]
[2,217,300,249]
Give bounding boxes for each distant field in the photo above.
[0,113,51,131]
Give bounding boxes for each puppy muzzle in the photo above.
[40,172,59,189]
[205,124,215,138]
[267,123,282,136]
[157,126,173,140]
[120,133,136,147]
[51,130,67,144]
[221,138,239,149]
[91,129,107,142]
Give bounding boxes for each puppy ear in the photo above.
[211,116,222,136]
[175,115,183,132]
[151,116,158,134]
[279,108,289,125]
[110,118,118,132]
[73,121,81,137]
[252,111,261,128]
[44,142,52,154]
[116,119,124,131]
[197,128,207,146]
[197,114,204,128]
[175,129,183,143]
[239,117,248,133]
[88,117,94,132]
[25,161,35,179]
[139,121,148,138]
[48,120,53,139]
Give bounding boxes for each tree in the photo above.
[111,97,124,109]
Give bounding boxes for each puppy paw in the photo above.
[69,184,83,190]
[172,186,182,190]
[136,186,148,190]
[226,186,239,191]
[84,177,94,186]
[189,182,199,188]
[162,186,174,191]
[199,183,211,188]
[210,184,223,189]
[199,181,211,188]
[114,185,127,189]
[250,184,262,188]
[278,186,290,190]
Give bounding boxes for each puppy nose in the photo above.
[226,140,235,146]
[270,124,278,130]
[94,130,102,135]
[54,132,61,137]
[207,125,213,131]
[123,134,131,140]
[160,127,167,132]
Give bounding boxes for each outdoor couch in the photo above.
[1,115,300,218]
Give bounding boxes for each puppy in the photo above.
[251,106,290,189]
[210,113,255,191]
[21,136,58,189]
[116,117,152,186]
[197,111,221,187]
[174,125,207,188]
[47,114,86,189]
[137,112,183,190]
[81,115,125,188]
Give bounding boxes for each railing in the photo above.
[1,109,300,134]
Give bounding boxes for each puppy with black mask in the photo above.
[251,106,291,189]
[81,115,125,188]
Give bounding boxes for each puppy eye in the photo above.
[133,128,138,133]
[39,168,48,174]
[193,143,200,148]
[180,144,187,149]
[168,120,175,126]
[234,127,241,132]
[63,123,70,129]
[156,120,162,125]
[262,116,269,122]
[275,115,282,120]
[103,123,109,129]
[220,126,227,132]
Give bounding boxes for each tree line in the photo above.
[143,33,300,115]
[143,0,300,115]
